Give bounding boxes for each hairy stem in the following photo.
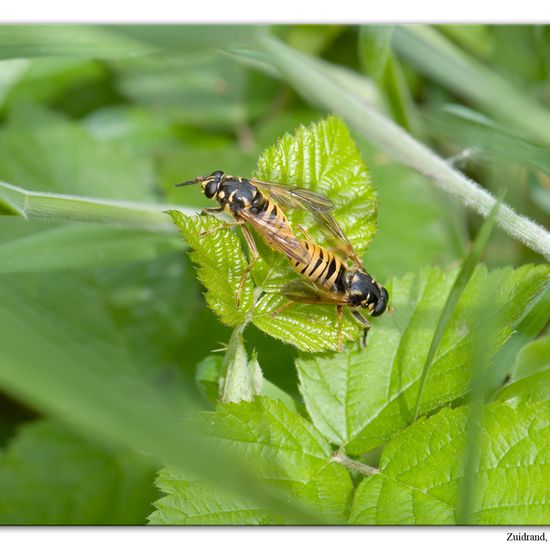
[0,180,195,233]
[332,450,379,476]
[257,34,550,261]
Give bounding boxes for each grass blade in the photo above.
[393,26,550,147]
[413,198,502,419]
[0,180,195,232]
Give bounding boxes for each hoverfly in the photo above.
[177,170,389,350]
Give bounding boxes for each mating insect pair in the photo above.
[177,170,389,351]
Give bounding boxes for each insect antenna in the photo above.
[175,179,198,187]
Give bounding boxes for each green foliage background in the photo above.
[0,24,548,525]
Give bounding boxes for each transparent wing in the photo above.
[236,208,311,265]
[250,178,363,268]
[310,209,364,268]
[249,178,334,212]
[281,279,349,306]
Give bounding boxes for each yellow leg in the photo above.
[270,300,294,318]
[236,225,259,308]
[200,220,244,238]
[296,224,315,244]
[337,305,343,352]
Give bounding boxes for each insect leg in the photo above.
[200,206,224,216]
[295,224,315,244]
[337,305,343,352]
[351,310,371,348]
[270,300,294,318]
[200,219,244,238]
[236,225,260,308]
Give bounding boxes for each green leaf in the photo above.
[362,163,462,280]
[349,402,550,525]
[414,197,501,418]
[255,115,377,256]
[250,115,378,352]
[195,353,299,412]
[0,419,157,525]
[149,470,283,525]
[2,58,105,111]
[296,264,550,453]
[359,26,394,81]
[220,327,263,403]
[0,59,29,105]
[107,25,260,52]
[426,104,550,179]
[358,26,419,133]
[0,25,259,61]
[497,336,550,403]
[168,210,255,326]
[255,33,550,260]
[0,25,153,60]
[286,25,344,56]
[0,219,182,274]
[150,397,353,524]
[393,26,550,148]
[0,181,185,233]
[91,252,203,379]
[437,24,494,59]
[0,270,318,524]
[115,52,272,130]
[0,105,155,200]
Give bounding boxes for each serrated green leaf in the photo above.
[249,115,378,351]
[171,116,379,351]
[252,291,361,353]
[255,115,377,257]
[296,264,550,453]
[168,210,254,326]
[149,471,283,525]
[414,196,501,418]
[0,419,156,525]
[349,402,550,525]
[150,397,353,524]
[497,336,550,403]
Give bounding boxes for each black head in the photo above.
[176,170,225,198]
[349,271,389,317]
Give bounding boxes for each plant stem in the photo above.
[257,34,550,261]
[332,450,379,476]
[0,180,196,233]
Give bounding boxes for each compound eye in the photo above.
[204,180,219,198]
[209,170,224,178]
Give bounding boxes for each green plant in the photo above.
[0,24,548,526]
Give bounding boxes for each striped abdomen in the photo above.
[256,199,293,240]
[247,198,308,261]
[291,241,345,291]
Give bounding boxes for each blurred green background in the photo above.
[0,24,548,524]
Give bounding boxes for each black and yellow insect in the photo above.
[177,170,389,350]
